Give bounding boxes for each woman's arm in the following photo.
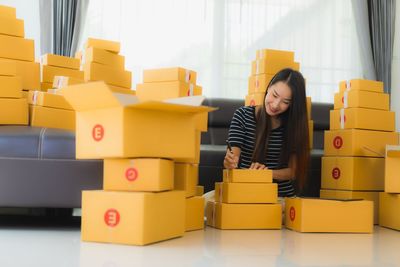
[223,146,241,169]
[272,154,297,181]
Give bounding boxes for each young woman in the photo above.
[224,68,309,196]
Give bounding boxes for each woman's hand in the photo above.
[249,162,267,170]
[223,149,239,169]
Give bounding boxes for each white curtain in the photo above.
[81,0,364,103]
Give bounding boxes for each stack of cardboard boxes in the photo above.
[206,169,281,229]
[61,81,212,245]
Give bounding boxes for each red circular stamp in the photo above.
[333,136,343,149]
[289,206,296,221]
[92,124,104,142]
[104,208,120,227]
[332,167,341,179]
[125,167,138,182]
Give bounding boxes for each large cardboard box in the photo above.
[321,156,384,191]
[245,92,264,106]
[215,182,277,204]
[255,49,295,62]
[0,75,22,98]
[0,98,28,124]
[0,59,40,90]
[320,189,379,224]
[84,62,131,88]
[0,17,24,37]
[174,163,198,198]
[0,35,34,62]
[41,54,80,70]
[53,76,84,89]
[0,5,16,19]
[28,91,73,110]
[85,38,120,54]
[81,190,185,246]
[103,158,174,192]
[324,129,399,157]
[143,67,197,84]
[30,105,75,131]
[185,196,204,231]
[206,201,282,229]
[82,47,125,69]
[334,90,389,110]
[385,145,400,193]
[60,82,213,159]
[285,197,373,233]
[248,73,273,94]
[136,81,201,101]
[223,169,273,183]
[339,79,383,93]
[330,108,395,132]
[379,192,400,230]
[0,60,16,76]
[251,59,299,75]
[41,65,84,83]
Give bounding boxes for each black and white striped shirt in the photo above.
[228,106,296,197]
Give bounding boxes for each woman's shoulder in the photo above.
[235,105,255,116]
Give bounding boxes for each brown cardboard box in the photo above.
[251,59,299,75]
[334,90,389,110]
[30,105,75,131]
[339,79,383,93]
[41,54,80,70]
[255,49,295,62]
[41,65,84,83]
[185,196,205,231]
[0,60,16,76]
[0,5,16,19]
[248,73,273,94]
[0,17,24,37]
[215,182,277,204]
[384,146,400,193]
[223,169,273,183]
[0,35,34,61]
[84,62,131,88]
[83,47,125,69]
[0,75,22,98]
[174,163,198,198]
[143,67,197,84]
[136,81,201,101]
[53,76,84,89]
[0,59,40,90]
[0,97,28,124]
[28,91,73,110]
[85,38,120,54]
[379,192,400,230]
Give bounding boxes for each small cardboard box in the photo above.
[136,81,201,101]
[321,156,384,191]
[0,35,34,62]
[334,90,389,110]
[185,196,205,231]
[30,105,75,131]
[0,75,22,98]
[251,59,299,75]
[320,189,379,224]
[285,197,373,233]
[41,54,80,70]
[215,182,277,204]
[384,145,400,193]
[339,79,383,93]
[84,62,132,89]
[52,76,84,89]
[0,60,16,76]
[0,17,24,37]
[28,91,73,110]
[324,129,399,157]
[174,163,198,198]
[143,67,197,84]
[0,59,40,90]
[41,65,84,83]
[83,47,125,69]
[255,49,295,62]
[60,82,214,159]
[0,5,16,19]
[0,97,28,125]
[81,190,185,246]
[245,92,264,106]
[85,38,120,54]
[223,169,273,183]
[196,185,204,196]
[248,73,273,94]
[379,192,400,231]
[103,158,174,192]
[330,108,395,132]
[206,200,282,229]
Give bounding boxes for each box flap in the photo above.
[127,99,216,114]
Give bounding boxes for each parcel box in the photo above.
[379,192,400,231]
[85,38,120,54]
[30,105,75,131]
[334,90,389,110]
[252,59,299,75]
[53,76,84,89]
[215,182,277,204]
[0,75,22,98]
[143,67,197,84]
[320,189,379,224]
[60,82,213,159]
[84,62,131,88]
[41,65,84,83]
[103,158,174,192]
[245,93,264,107]
[321,156,384,191]
[206,200,281,230]
[136,81,201,101]
[385,146,400,193]
[81,190,185,246]
[324,129,399,157]
[0,98,28,125]
[330,108,395,132]
[41,54,80,70]
[0,5,16,19]
[28,91,73,110]
[223,169,273,183]
[0,35,34,62]
[0,59,40,90]
[83,47,125,69]
[0,60,16,76]
[248,73,273,94]
[0,17,24,37]
[185,196,205,231]
[339,79,383,93]
[285,197,373,233]
[174,163,198,198]
[255,49,295,62]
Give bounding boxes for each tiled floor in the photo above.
[0,216,399,267]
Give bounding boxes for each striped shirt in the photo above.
[228,106,296,197]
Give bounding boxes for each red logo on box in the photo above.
[339,115,346,123]
[104,209,120,227]
[125,167,138,182]
[333,136,343,149]
[92,124,104,141]
[332,167,341,179]
[289,206,295,221]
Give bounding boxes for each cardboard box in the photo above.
[143,67,197,84]
[41,54,80,70]
[0,60,16,76]
[320,189,379,224]
[334,90,389,110]
[83,47,125,69]
[339,79,383,93]
[41,65,84,83]
[379,192,400,231]
[136,81,201,101]
[175,130,202,164]
[28,91,73,110]
[185,196,205,231]
[0,98,28,125]
[206,201,282,229]
[0,75,22,98]
[196,185,204,196]
[324,129,399,157]
[215,182,277,203]
[330,108,395,132]
[384,145,400,193]
[108,84,136,95]
[85,38,120,54]
[255,49,295,62]
[285,197,373,233]
[60,82,213,159]
[251,59,299,75]
[174,163,198,198]
[223,169,273,183]
[0,17,24,37]
[245,92,264,106]
[103,158,174,192]
[53,76,84,89]
[248,73,273,94]
[81,190,185,246]
[84,62,131,88]
[30,105,75,131]
[0,35,34,62]
[321,156,384,191]
[0,5,16,19]
[0,59,40,90]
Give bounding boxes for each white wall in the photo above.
[391,3,400,131]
